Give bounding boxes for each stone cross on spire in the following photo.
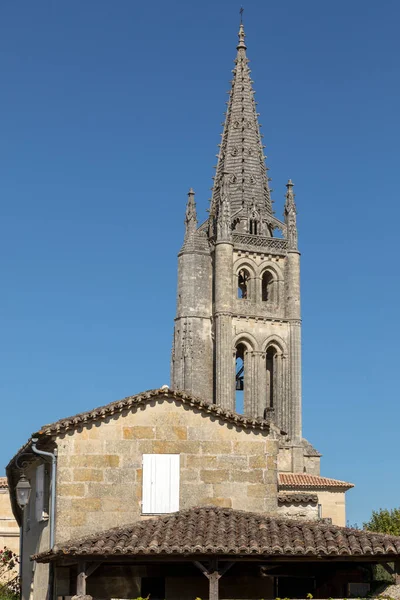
[210,21,274,235]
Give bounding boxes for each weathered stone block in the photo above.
[103,468,136,484]
[86,484,135,499]
[104,440,137,455]
[186,455,217,469]
[232,441,265,454]
[78,426,102,440]
[179,483,213,508]
[73,469,103,482]
[59,511,87,527]
[217,454,248,469]
[200,441,232,454]
[73,440,104,454]
[231,496,263,513]
[248,454,266,469]
[58,483,85,497]
[123,426,155,440]
[263,469,277,484]
[199,497,232,508]
[181,469,199,482]
[102,497,131,512]
[155,426,187,441]
[152,441,200,454]
[136,440,156,454]
[231,469,264,483]
[57,467,73,482]
[200,469,229,484]
[69,455,120,468]
[247,484,266,498]
[71,498,101,511]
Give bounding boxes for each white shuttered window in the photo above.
[142,454,180,514]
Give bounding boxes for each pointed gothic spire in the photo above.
[210,22,274,234]
[284,179,298,250]
[185,188,197,239]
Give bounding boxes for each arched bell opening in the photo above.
[266,345,278,409]
[262,271,274,302]
[235,343,246,414]
[249,219,259,235]
[237,269,250,299]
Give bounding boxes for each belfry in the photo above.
[171,23,302,445]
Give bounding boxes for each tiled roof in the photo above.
[278,493,318,504]
[0,477,8,489]
[279,473,354,490]
[34,506,400,562]
[37,388,276,438]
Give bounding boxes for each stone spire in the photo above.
[210,23,274,233]
[185,188,197,239]
[216,173,232,242]
[284,179,298,250]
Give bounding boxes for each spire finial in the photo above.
[185,188,197,239]
[237,9,247,50]
[285,180,298,250]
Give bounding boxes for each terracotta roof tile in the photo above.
[278,493,318,504]
[34,506,400,562]
[36,388,275,439]
[279,473,354,490]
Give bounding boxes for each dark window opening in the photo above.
[249,219,259,235]
[141,577,165,600]
[238,269,249,299]
[266,346,277,408]
[262,271,274,301]
[235,343,245,414]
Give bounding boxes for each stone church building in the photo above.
[6,21,400,600]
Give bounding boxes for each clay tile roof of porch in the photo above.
[279,473,354,490]
[33,506,400,563]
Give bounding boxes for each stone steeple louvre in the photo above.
[210,23,275,236]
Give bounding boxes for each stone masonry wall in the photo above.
[277,501,318,520]
[0,485,19,555]
[55,395,279,543]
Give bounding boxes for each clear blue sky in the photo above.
[1,0,399,527]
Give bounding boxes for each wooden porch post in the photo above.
[76,561,86,596]
[208,558,219,600]
[193,558,234,600]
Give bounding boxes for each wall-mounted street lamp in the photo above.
[16,473,32,510]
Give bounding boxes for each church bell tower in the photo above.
[171,23,302,444]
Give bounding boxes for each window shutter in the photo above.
[142,454,180,514]
[35,464,45,522]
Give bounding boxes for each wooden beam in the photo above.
[219,561,234,577]
[76,561,86,596]
[86,562,102,578]
[193,560,209,577]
